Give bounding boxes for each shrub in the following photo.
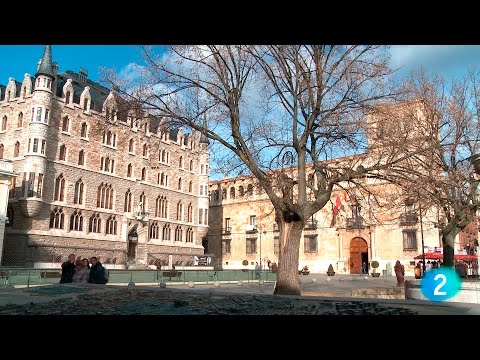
[242,260,249,266]
[371,261,379,269]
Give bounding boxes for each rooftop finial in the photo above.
[200,112,209,144]
[36,45,54,77]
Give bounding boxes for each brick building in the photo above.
[0,46,210,268]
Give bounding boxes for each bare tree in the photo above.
[104,45,410,295]
[379,68,480,267]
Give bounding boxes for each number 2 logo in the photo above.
[433,273,447,296]
[421,268,461,302]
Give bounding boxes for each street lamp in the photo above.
[419,202,426,274]
[258,225,262,270]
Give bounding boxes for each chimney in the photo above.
[37,60,41,72]
[79,67,88,83]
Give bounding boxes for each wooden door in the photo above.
[127,241,137,260]
[350,237,368,274]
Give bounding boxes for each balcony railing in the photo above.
[305,220,318,230]
[346,216,365,229]
[399,212,418,226]
[222,227,232,235]
[245,224,258,233]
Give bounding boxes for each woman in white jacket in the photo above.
[72,259,90,283]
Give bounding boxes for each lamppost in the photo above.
[259,225,262,270]
[419,202,426,274]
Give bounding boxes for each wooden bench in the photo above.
[40,271,62,279]
[162,271,182,280]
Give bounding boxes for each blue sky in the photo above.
[1,45,480,85]
[0,45,144,83]
[2,45,480,181]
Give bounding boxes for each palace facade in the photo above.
[207,110,478,277]
[0,46,210,268]
[207,173,468,276]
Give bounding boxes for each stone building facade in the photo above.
[0,46,209,268]
[207,174,457,276]
[207,103,476,277]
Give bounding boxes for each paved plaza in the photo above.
[1,273,480,315]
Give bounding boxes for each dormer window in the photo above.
[65,91,71,104]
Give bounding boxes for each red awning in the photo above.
[414,253,478,261]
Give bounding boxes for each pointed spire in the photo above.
[36,45,54,77]
[200,112,210,144]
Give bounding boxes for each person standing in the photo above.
[394,260,405,287]
[426,261,433,272]
[362,262,368,274]
[414,262,423,279]
[88,257,108,284]
[60,253,76,284]
[255,262,261,279]
[72,259,90,283]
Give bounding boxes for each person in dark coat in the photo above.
[60,253,76,284]
[88,257,108,284]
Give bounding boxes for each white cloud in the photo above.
[390,45,480,75]
[118,62,145,83]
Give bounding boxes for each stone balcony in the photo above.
[399,212,419,226]
[346,216,365,230]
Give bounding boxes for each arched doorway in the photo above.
[350,237,368,274]
[127,228,138,261]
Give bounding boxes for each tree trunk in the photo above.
[442,232,455,268]
[273,218,304,296]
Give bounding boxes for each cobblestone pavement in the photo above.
[2,275,480,315]
[0,285,418,315]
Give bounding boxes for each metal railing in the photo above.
[0,268,277,287]
[305,220,318,230]
[222,227,232,235]
[399,212,419,226]
[346,216,365,229]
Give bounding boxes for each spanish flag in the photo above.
[332,195,341,217]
